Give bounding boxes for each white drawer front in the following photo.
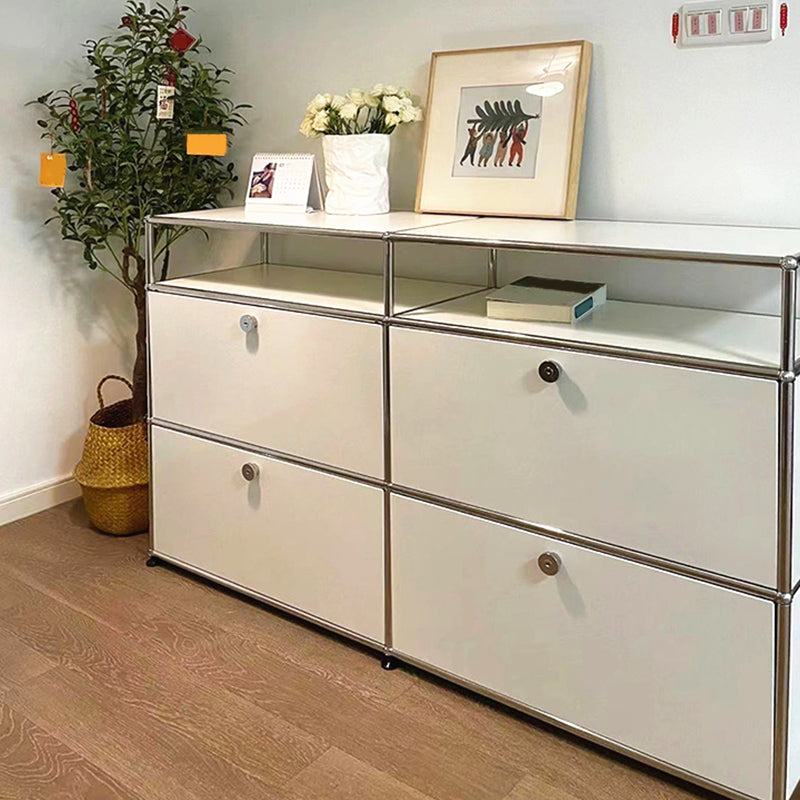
[149,292,383,477]
[392,496,774,800]
[152,426,384,642]
[391,327,778,586]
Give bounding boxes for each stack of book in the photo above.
[486,276,607,323]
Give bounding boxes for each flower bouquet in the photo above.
[300,85,423,215]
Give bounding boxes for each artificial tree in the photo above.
[31,2,248,421]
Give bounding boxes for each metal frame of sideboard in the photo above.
[144,214,800,800]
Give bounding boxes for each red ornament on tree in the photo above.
[121,15,133,28]
[69,97,80,133]
[165,68,177,87]
[169,27,196,53]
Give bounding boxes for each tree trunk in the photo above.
[131,281,148,423]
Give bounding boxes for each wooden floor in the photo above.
[0,500,717,800]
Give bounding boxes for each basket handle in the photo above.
[97,375,134,410]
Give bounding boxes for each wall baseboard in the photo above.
[0,476,81,528]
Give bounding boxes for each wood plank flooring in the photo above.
[0,500,716,800]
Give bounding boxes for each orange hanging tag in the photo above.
[186,131,227,156]
[39,152,67,187]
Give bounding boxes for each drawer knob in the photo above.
[239,314,258,333]
[538,361,561,383]
[241,462,260,482]
[538,552,562,576]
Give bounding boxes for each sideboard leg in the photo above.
[381,654,399,671]
[146,556,160,568]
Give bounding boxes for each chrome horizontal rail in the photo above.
[149,284,384,324]
[150,418,783,603]
[148,215,389,240]
[150,419,385,489]
[389,315,781,381]
[390,484,782,602]
[390,231,786,268]
[390,650,761,800]
[148,550,383,652]
[147,284,783,380]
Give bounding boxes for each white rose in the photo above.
[383,95,402,113]
[299,115,317,137]
[331,94,347,109]
[307,93,331,112]
[340,102,359,120]
[372,83,385,95]
[312,110,330,132]
[398,105,417,123]
[363,92,380,108]
[348,88,367,105]
[384,112,400,128]
[383,85,399,96]
[398,87,412,99]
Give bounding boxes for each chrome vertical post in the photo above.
[384,236,395,317]
[488,247,499,288]
[773,255,797,800]
[145,218,156,560]
[145,219,156,287]
[260,231,270,265]
[773,600,792,800]
[777,257,797,595]
[382,235,394,652]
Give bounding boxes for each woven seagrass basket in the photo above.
[74,375,149,535]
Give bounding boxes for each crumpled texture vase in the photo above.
[322,133,390,215]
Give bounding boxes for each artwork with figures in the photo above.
[416,40,592,218]
[452,85,542,179]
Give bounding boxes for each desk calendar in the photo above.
[245,153,322,213]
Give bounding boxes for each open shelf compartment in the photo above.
[399,290,791,370]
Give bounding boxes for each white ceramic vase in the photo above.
[322,133,390,215]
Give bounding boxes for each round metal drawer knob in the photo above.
[538,552,562,576]
[538,360,561,384]
[241,463,260,482]
[239,314,258,333]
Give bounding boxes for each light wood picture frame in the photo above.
[415,40,592,219]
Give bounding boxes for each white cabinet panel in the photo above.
[392,496,774,800]
[391,327,778,586]
[152,426,384,642]
[149,292,383,477]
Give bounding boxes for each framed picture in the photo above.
[415,40,592,219]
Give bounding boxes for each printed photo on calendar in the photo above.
[248,160,277,199]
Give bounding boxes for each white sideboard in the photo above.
[144,208,800,800]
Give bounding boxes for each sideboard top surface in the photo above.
[394,216,800,266]
[150,207,800,265]
[149,207,475,238]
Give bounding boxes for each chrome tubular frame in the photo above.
[382,236,395,653]
[145,219,157,562]
[390,483,783,603]
[390,650,761,800]
[143,216,800,800]
[488,247,499,288]
[389,314,780,380]
[774,256,798,800]
[390,230,787,268]
[154,551,384,653]
[260,231,270,265]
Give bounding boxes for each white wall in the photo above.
[4,0,800,513]
[0,1,134,515]
[191,0,800,228]
[181,0,800,316]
